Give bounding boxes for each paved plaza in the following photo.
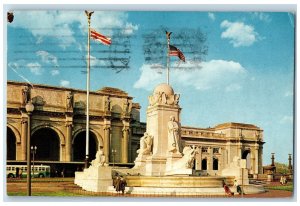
[6,178,293,198]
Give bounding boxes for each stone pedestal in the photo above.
[221,156,249,185]
[145,156,167,176]
[74,166,112,192]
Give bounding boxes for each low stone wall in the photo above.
[126,176,235,188]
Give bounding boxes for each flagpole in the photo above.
[85,11,93,168]
[166,34,170,85]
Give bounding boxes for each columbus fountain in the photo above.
[75,83,265,195]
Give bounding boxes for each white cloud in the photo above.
[50,70,60,76]
[60,80,70,87]
[280,116,293,124]
[88,55,107,67]
[284,91,293,97]
[208,13,215,21]
[252,12,271,23]
[134,60,247,91]
[26,62,42,75]
[220,20,259,47]
[9,11,138,48]
[36,51,58,66]
[123,23,139,35]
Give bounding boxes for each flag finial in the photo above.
[166,31,172,40]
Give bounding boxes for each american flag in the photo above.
[90,29,112,46]
[169,45,185,62]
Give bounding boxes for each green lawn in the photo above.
[265,183,293,192]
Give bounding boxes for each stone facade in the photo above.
[6,81,145,164]
[181,123,264,177]
[7,81,264,177]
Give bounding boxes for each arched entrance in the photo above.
[242,150,251,170]
[72,131,98,162]
[31,128,60,161]
[7,127,16,160]
[202,158,207,170]
[213,158,219,170]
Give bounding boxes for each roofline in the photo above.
[7,80,133,99]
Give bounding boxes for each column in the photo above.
[209,146,213,171]
[258,145,264,174]
[21,118,28,161]
[121,127,129,163]
[198,146,202,170]
[254,144,259,175]
[65,123,72,162]
[104,125,111,163]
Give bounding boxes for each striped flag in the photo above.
[90,29,112,46]
[169,45,185,62]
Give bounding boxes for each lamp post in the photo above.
[112,149,117,168]
[25,100,34,196]
[31,146,37,178]
[288,154,292,174]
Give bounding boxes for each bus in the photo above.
[6,165,50,178]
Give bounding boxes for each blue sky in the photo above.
[7,11,294,165]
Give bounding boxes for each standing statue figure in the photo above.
[22,86,30,105]
[104,96,111,111]
[66,92,73,110]
[137,132,153,156]
[168,115,180,153]
[91,147,106,167]
[174,94,180,105]
[123,99,132,114]
[183,145,197,168]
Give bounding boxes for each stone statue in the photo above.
[91,147,106,167]
[104,96,111,111]
[66,92,73,110]
[174,94,180,105]
[123,99,132,114]
[183,146,197,169]
[22,86,30,105]
[137,132,153,156]
[168,115,180,153]
[148,91,180,106]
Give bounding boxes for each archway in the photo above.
[202,158,207,170]
[7,127,16,160]
[72,131,98,162]
[213,158,219,170]
[31,128,60,161]
[242,150,251,169]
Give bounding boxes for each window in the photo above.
[213,148,219,154]
[213,158,219,170]
[202,159,207,170]
[202,147,208,153]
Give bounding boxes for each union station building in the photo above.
[6,81,264,177]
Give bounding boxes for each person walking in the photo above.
[222,180,234,196]
[234,179,242,195]
[114,173,121,193]
[120,176,127,195]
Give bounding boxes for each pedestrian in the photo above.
[234,179,242,195]
[19,169,23,179]
[120,176,127,195]
[280,175,286,185]
[61,168,65,178]
[114,173,121,193]
[222,180,234,196]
